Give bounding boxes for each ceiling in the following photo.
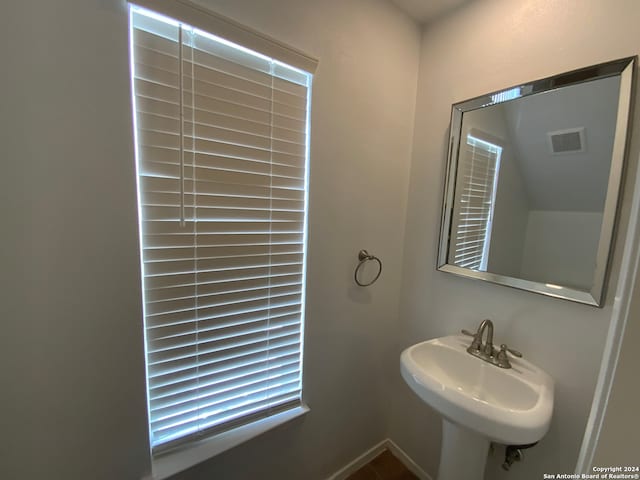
[502,76,621,212]
[460,75,621,213]
[389,0,472,23]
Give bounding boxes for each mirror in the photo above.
[438,57,636,306]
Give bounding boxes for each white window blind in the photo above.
[451,135,502,270]
[129,6,311,452]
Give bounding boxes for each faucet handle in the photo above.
[462,329,482,351]
[495,344,523,368]
[500,344,522,358]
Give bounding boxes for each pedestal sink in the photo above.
[400,335,554,480]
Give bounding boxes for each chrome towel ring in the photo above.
[354,249,382,287]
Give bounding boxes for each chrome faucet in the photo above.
[462,318,495,359]
[477,318,494,356]
[462,319,522,369]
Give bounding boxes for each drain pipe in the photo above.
[502,442,538,471]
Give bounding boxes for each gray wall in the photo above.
[1,0,420,479]
[1,1,151,479]
[488,141,529,279]
[456,105,530,277]
[389,0,640,479]
[593,259,640,465]
[520,211,603,290]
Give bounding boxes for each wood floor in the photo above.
[345,449,419,480]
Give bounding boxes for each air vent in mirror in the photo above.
[548,127,586,154]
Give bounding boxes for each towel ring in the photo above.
[354,249,382,287]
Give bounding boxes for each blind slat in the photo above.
[149,341,300,389]
[151,352,300,408]
[150,376,301,439]
[138,112,306,156]
[149,335,301,381]
[152,383,301,446]
[148,314,301,357]
[150,373,301,432]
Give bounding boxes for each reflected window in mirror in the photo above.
[451,134,502,271]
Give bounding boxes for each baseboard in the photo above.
[326,439,388,480]
[326,438,432,480]
[385,439,432,480]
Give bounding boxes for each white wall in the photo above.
[520,211,603,290]
[1,1,420,479]
[389,1,640,479]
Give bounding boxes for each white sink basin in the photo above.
[401,335,554,446]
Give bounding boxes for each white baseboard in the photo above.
[326,439,388,480]
[326,438,433,480]
[386,438,432,480]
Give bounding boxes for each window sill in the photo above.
[141,405,309,480]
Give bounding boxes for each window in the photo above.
[129,4,313,454]
[451,134,502,270]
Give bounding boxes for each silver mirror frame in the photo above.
[437,57,637,307]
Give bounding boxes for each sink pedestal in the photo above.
[437,419,489,480]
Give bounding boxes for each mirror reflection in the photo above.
[439,57,635,306]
